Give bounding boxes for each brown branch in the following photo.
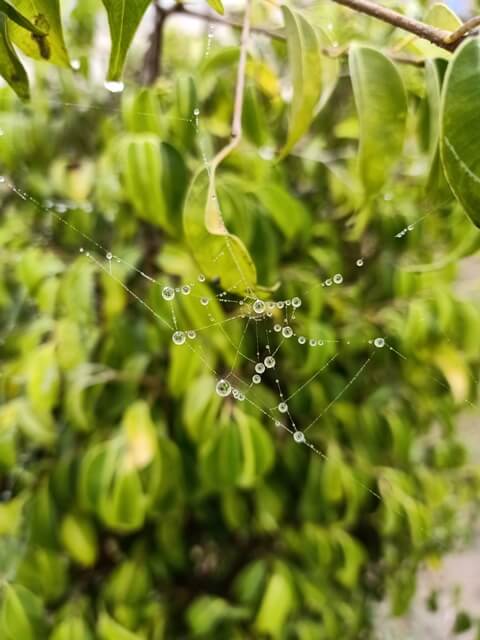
[330,0,477,51]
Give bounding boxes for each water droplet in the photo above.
[356,259,364,267]
[0,176,5,183]
[187,330,197,339]
[198,274,206,282]
[237,392,245,401]
[232,389,239,399]
[252,374,261,384]
[282,326,293,338]
[172,331,186,345]
[407,224,414,231]
[104,80,124,93]
[162,286,175,301]
[200,297,209,306]
[193,108,200,116]
[309,339,317,347]
[253,299,266,314]
[298,336,306,344]
[275,420,281,428]
[276,301,285,309]
[79,247,84,253]
[71,59,81,70]
[267,301,276,311]
[255,363,265,374]
[293,431,305,444]
[333,273,343,284]
[325,279,332,287]
[278,402,288,413]
[273,324,282,333]
[106,252,113,260]
[291,297,302,308]
[181,285,191,295]
[264,356,276,368]
[216,379,231,397]
[374,337,385,348]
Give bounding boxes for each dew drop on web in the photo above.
[216,379,231,397]
[104,80,125,93]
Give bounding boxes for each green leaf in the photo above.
[206,0,224,16]
[255,569,295,638]
[440,38,480,227]
[0,0,45,35]
[97,611,143,640]
[8,0,69,66]
[0,14,29,99]
[0,584,45,640]
[183,168,258,295]
[50,617,93,640]
[60,513,98,567]
[101,0,151,81]
[349,45,407,196]
[402,3,461,60]
[280,5,338,157]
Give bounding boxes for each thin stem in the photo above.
[209,0,252,175]
[445,15,480,44]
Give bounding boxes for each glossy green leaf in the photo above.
[255,570,295,637]
[441,38,480,227]
[280,5,338,157]
[0,584,45,640]
[120,135,187,234]
[27,342,60,416]
[60,513,98,567]
[401,3,461,60]
[183,168,257,295]
[349,45,407,196]
[0,1,45,35]
[97,611,143,640]
[0,14,29,100]
[8,0,69,66]
[101,0,150,81]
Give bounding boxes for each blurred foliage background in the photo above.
[2,0,480,638]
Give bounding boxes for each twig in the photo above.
[142,4,171,84]
[209,0,252,176]
[330,0,476,51]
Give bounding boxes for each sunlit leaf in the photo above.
[280,5,338,157]
[349,45,407,196]
[206,0,224,15]
[441,38,480,227]
[101,0,150,81]
[8,0,69,66]
[0,1,45,35]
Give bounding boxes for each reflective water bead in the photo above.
[408,224,414,231]
[374,337,385,348]
[285,300,291,306]
[291,297,302,308]
[172,331,186,345]
[282,326,293,338]
[198,274,206,282]
[325,279,332,287]
[264,356,276,368]
[187,330,197,340]
[309,339,317,347]
[106,252,113,260]
[278,402,288,413]
[200,297,209,306]
[298,336,306,344]
[276,301,285,309]
[267,301,276,311]
[193,108,200,116]
[273,324,282,333]
[162,286,175,301]
[181,285,191,295]
[104,80,124,93]
[253,299,266,314]
[237,392,245,401]
[333,273,343,284]
[356,259,364,267]
[252,374,261,384]
[216,379,231,397]
[293,431,305,444]
[232,388,239,399]
[255,363,265,374]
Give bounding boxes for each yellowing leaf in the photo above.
[122,401,158,470]
[434,345,470,403]
[280,5,338,157]
[206,0,224,15]
[8,0,69,66]
[101,0,151,81]
[183,168,258,295]
[349,45,407,196]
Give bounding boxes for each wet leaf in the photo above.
[0,14,29,100]
[101,0,151,81]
